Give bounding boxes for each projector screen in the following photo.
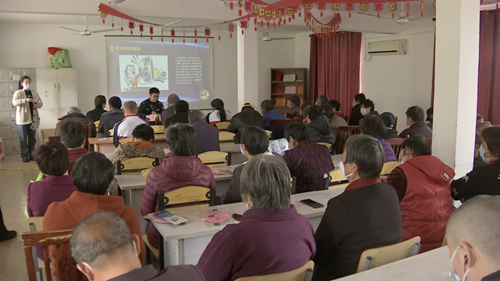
[106,37,213,109]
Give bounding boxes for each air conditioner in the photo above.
[366,39,407,56]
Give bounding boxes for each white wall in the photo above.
[361,23,435,133]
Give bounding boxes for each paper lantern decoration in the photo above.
[298,3,303,17]
[205,27,211,42]
[432,0,436,9]
[421,1,424,17]
[253,4,259,15]
[245,1,252,13]
[171,28,175,43]
[100,12,106,24]
[230,0,233,10]
[129,21,135,35]
[161,28,164,42]
[228,23,235,38]
[317,3,326,17]
[254,17,258,31]
[265,9,272,22]
[111,16,115,28]
[238,0,243,16]
[406,1,410,18]
[194,28,198,43]
[149,25,154,40]
[389,2,398,18]
[304,3,312,10]
[139,23,144,38]
[332,3,341,11]
[346,3,355,17]
[121,18,124,32]
[374,3,383,18]
[359,3,369,12]
[239,20,248,34]
[259,8,265,19]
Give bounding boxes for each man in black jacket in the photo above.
[349,93,366,126]
[138,87,165,119]
[55,106,96,137]
[226,103,264,144]
[305,105,334,144]
[86,95,107,122]
[99,96,124,136]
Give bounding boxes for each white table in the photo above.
[336,247,451,281]
[153,188,346,267]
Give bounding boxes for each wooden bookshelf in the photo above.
[270,68,308,115]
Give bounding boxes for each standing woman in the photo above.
[12,76,43,162]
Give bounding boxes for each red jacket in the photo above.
[398,155,454,253]
[141,155,216,248]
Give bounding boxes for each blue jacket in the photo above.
[263,109,285,130]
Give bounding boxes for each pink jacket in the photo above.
[141,154,216,248]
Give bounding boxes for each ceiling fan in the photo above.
[261,27,294,42]
[358,2,433,25]
[59,15,118,36]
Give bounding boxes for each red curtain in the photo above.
[309,32,361,115]
[478,9,500,125]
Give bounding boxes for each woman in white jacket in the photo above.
[12,75,43,162]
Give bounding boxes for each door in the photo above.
[56,69,77,109]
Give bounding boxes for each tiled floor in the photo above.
[0,154,40,280]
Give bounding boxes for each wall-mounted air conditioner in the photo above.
[366,39,407,56]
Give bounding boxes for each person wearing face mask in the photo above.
[223,126,272,204]
[316,95,328,106]
[348,93,365,126]
[451,127,500,202]
[359,99,379,119]
[12,75,43,162]
[383,135,454,253]
[197,154,316,281]
[313,134,402,281]
[445,195,500,281]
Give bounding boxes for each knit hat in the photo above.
[167,94,180,104]
[242,102,255,110]
[379,112,396,128]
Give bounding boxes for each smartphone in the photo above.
[300,199,324,209]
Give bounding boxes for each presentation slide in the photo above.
[106,37,213,109]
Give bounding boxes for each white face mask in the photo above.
[449,247,471,281]
[339,161,353,178]
[479,146,491,164]
[24,84,31,90]
[240,144,247,158]
[398,149,407,165]
[360,108,367,116]
[244,200,250,209]
[352,100,356,107]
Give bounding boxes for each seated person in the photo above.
[445,196,500,281]
[54,106,96,137]
[189,110,220,155]
[305,105,334,144]
[109,124,166,174]
[299,101,312,117]
[475,114,493,167]
[164,100,189,128]
[161,93,180,124]
[359,115,397,162]
[226,103,264,143]
[451,127,500,202]
[316,95,328,105]
[384,135,454,253]
[261,99,284,130]
[138,87,164,119]
[71,211,205,281]
[320,103,347,142]
[141,124,216,249]
[60,121,88,170]
[113,101,147,146]
[86,95,106,122]
[313,134,403,281]
[349,93,365,126]
[399,106,432,138]
[197,155,316,281]
[43,152,145,280]
[328,99,345,118]
[224,126,272,204]
[285,95,301,118]
[360,99,379,119]
[99,96,124,136]
[27,141,74,217]
[426,107,434,129]
[379,112,399,139]
[283,122,334,193]
[207,98,232,124]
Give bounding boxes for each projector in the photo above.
[108,0,126,4]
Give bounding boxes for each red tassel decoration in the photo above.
[150,25,154,40]
[195,28,197,43]
[139,24,144,38]
[230,1,233,10]
[183,29,185,44]
[111,16,114,28]
[171,28,175,43]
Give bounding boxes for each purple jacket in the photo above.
[377,138,398,162]
[197,205,316,281]
[27,175,75,217]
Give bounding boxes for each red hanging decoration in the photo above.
[205,27,211,42]
[432,0,436,10]
[171,28,175,43]
[374,3,383,18]
[406,1,410,18]
[298,3,302,17]
[239,20,248,35]
[194,28,198,43]
[218,25,221,41]
[111,16,114,28]
[149,25,153,40]
[345,3,355,18]
[228,23,235,39]
[261,20,263,27]
[421,1,424,17]
[359,3,369,12]
[183,29,186,44]
[121,18,123,32]
[129,21,135,35]
[245,1,252,14]
[332,3,340,12]
[389,2,398,18]
[317,3,326,17]
[238,0,243,16]
[161,28,164,42]
[230,0,233,10]
[139,23,144,38]
[254,16,258,31]
[100,12,106,24]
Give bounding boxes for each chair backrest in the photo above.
[25,217,44,232]
[48,136,61,142]
[270,119,295,140]
[214,121,230,131]
[291,177,297,194]
[394,116,398,129]
[219,131,236,143]
[108,129,114,136]
[317,142,334,155]
[158,186,215,210]
[117,157,160,175]
[385,138,407,157]
[427,138,432,146]
[148,125,163,134]
[265,130,273,139]
[119,137,133,144]
[41,129,56,142]
[198,151,231,167]
[356,236,421,273]
[21,229,80,281]
[323,169,347,190]
[81,122,92,151]
[380,161,400,175]
[235,260,314,281]
[93,120,100,129]
[335,126,361,154]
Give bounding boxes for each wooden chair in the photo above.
[335,126,361,154]
[41,129,56,142]
[265,130,273,139]
[356,236,421,273]
[151,125,164,134]
[219,131,236,143]
[427,138,432,146]
[108,129,114,136]
[235,260,314,281]
[381,161,400,175]
[21,229,82,281]
[24,217,45,280]
[93,120,100,129]
[323,169,347,190]
[48,136,61,142]
[144,186,215,270]
[385,138,407,157]
[116,157,160,175]
[270,119,295,140]
[198,151,231,167]
[118,137,133,145]
[317,142,334,155]
[214,121,230,131]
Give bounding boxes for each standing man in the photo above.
[86,95,106,122]
[12,75,43,162]
[138,87,164,119]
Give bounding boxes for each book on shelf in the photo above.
[275,86,285,94]
[297,86,304,94]
[274,97,286,107]
[273,71,283,81]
